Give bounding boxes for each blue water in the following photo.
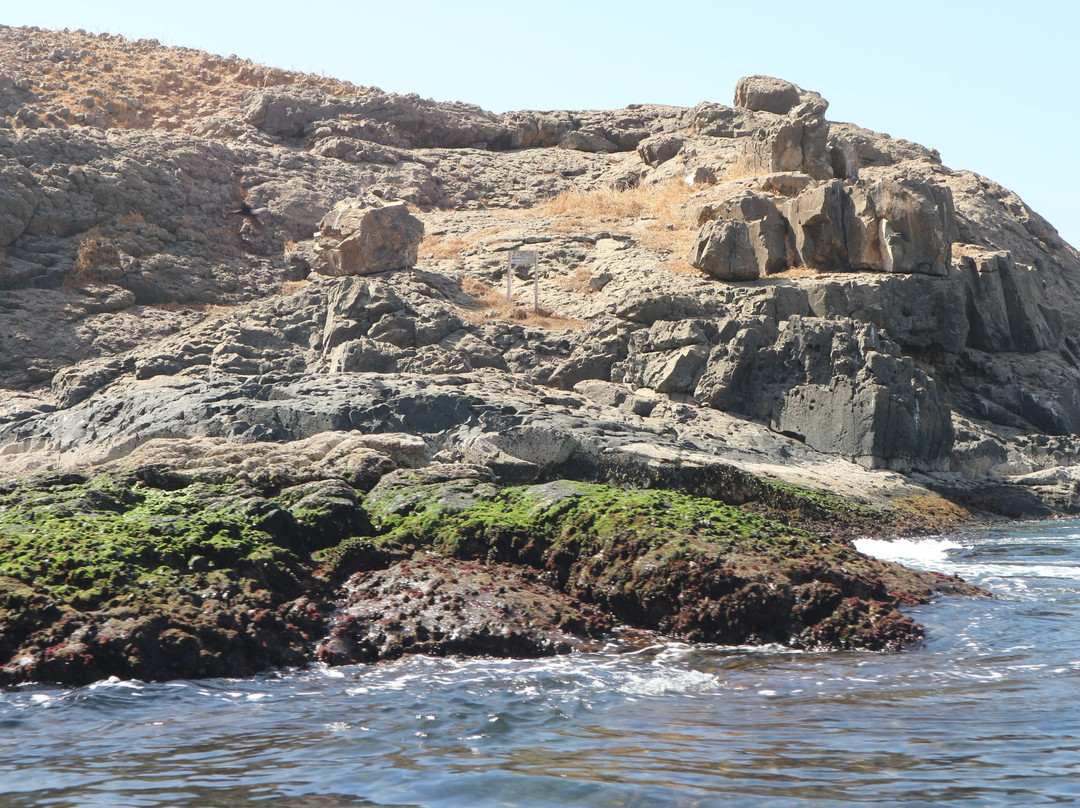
[4,521,1080,807]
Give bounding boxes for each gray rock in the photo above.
[240,84,345,139]
[957,250,1060,353]
[689,103,765,138]
[315,202,424,276]
[739,116,833,180]
[784,175,957,275]
[759,172,814,197]
[496,111,575,149]
[241,85,506,148]
[697,191,790,274]
[860,174,957,276]
[734,76,801,115]
[688,219,759,280]
[0,163,39,247]
[805,274,969,354]
[784,180,855,270]
[637,134,683,167]
[695,317,953,471]
[558,129,619,153]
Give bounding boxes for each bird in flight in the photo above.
[230,203,269,219]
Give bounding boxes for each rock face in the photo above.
[314,200,424,276]
[688,219,759,280]
[2,27,1080,681]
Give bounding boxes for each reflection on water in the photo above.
[5,523,1080,807]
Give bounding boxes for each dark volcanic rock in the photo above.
[315,558,608,663]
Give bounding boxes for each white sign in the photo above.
[507,249,540,310]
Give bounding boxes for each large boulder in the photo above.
[859,175,958,276]
[495,111,575,149]
[784,180,855,269]
[314,200,424,276]
[240,85,346,139]
[805,274,969,354]
[697,190,791,274]
[241,85,506,148]
[688,219,759,280]
[734,76,801,115]
[0,163,40,247]
[637,134,684,167]
[784,176,958,275]
[738,116,833,180]
[558,129,619,153]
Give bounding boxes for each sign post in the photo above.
[507,249,539,312]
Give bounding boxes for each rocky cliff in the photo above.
[0,26,1071,683]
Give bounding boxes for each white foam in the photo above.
[854,537,963,569]
[615,668,719,696]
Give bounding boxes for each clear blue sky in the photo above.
[7,1,1079,248]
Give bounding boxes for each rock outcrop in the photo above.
[2,27,1078,683]
[312,199,424,276]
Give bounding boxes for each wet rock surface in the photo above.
[316,558,609,663]
[0,471,978,685]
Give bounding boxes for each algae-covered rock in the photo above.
[0,469,981,685]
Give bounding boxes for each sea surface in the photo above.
[4,520,1080,807]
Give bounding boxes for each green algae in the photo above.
[0,476,301,609]
[0,468,947,683]
[364,479,827,559]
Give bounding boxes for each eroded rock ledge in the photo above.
[0,460,978,686]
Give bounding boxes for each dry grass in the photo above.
[532,180,696,224]
[459,275,585,330]
[419,227,507,262]
[149,301,237,317]
[768,265,823,279]
[952,242,988,258]
[1,26,367,133]
[63,233,120,288]
[526,179,703,260]
[558,267,596,294]
[659,258,701,275]
[718,152,764,183]
[419,234,471,261]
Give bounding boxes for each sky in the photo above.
[6,0,1079,248]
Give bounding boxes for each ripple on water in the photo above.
[4,523,1080,806]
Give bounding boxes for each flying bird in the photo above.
[229,202,269,219]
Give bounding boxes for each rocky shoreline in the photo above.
[2,27,1078,685]
[0,460,980,686]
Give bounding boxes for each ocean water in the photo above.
[4,520,1080,807]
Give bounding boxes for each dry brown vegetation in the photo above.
[557,267,596,294]
[419,227,508,262]
[0,26,367,133]
[952,242,988,258]
[526,179,704,260]
[768,265,823,279]
[419,234,471,262]
[280,280,309,295]
[459,275,585,330]
[65,233,120,287]
[150,301,236,317]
